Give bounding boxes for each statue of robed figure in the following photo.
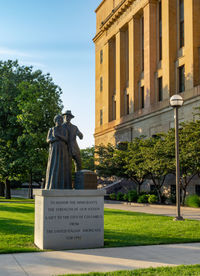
[45,115,71,189]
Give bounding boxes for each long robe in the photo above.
[45,126,71,189]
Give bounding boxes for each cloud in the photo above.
[21,60,46,68]
[0,47,32,58]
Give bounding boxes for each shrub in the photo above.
[137,194,149,203]
[109,193,116,200]
[116,192,124,201]
[123,193,128,201]
[148,194,158,204]
[128,190,138,202]
[185,195,200,208]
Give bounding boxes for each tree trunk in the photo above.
[28,172,33,199]
[5,179,11,199]
[156,188,162,203]
[181,183,187,205]
[0,182,4,197]
[136,184,141,195]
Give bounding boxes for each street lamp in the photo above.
[170,94,184,221]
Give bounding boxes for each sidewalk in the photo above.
[104,201,200,220]
[1,243,200,276]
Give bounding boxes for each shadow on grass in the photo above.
[0,217,34,235]
[0,204,34,213]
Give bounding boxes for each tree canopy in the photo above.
[0,60,63,198]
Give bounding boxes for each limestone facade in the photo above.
[93,0,200,146]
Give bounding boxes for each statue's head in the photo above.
[54,114,63,126]
[62,110,75,123]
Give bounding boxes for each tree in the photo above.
[81,146,95,171]
[95,143,116,177]
[178,121,200,204]
[123,138,147,194]
[140,135,174,203]
[0,60,63,198]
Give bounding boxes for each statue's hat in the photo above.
[62,110,75,118]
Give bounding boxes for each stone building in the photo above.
[93,0,200,197]
[93,0,200,145]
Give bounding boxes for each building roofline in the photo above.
[95,0,107,13]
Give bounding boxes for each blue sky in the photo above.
[0,0,101,148]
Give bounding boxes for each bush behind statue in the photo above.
[148,194,158,204]
[137,194,149,203]
[185,195,200,208]
[116,192,124,201]
[128,190,138,202]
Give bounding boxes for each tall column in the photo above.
[128,19,134,113]
[162,0,177,98]
[103,42,109,124]
[184,0,194,90]
[143,0,157,107]
[116,31,122,119]
[133,16,141,111]
[193,0,200,86]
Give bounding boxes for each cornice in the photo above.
[93,0,135,43]
[93,0,157,43]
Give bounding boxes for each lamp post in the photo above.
[170,95,184,221]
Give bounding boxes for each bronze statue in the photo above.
[45,115,71,189]
[62,110,83,172]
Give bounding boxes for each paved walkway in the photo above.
[1,243,200,276]
[104,201,200,220]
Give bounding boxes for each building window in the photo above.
[158,77,163,102]
[100,77,103,92]
[141,86,144,109]
[100,109,103,125]
[178,65,185,93]
[112,94,116,120]
[158,0,162,60]
[100,49,103,64]
[179,0,184,48]
[141,16,144,72]
[195,185,200,196]
[124,89,129,115]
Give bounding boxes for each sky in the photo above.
[0,0,101,149]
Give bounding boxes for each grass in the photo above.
[59,265,200,276]
[0,196,34,202]
[0,203,39,254]
[0,204,200,253]
[104,209,200,247]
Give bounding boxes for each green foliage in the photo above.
[185,195,200,208]
[137,194,149,203]
[116,192,124,201]
[95,116,200,203]
[95,144,116,177]
[148,194,158,204]
[0,60,63,197]
[109,193,116,200]
[81,146,94,171]
[127,190,138,202]
[123,193,128,201]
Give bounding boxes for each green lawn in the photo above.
[0,204,200,253]
[59,265,200,276]
[0,196,34,203]
[104,209,200,247]
[0,203,39,253]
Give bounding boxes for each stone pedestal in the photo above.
[75,170,97,189]
[33,189,105,250]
